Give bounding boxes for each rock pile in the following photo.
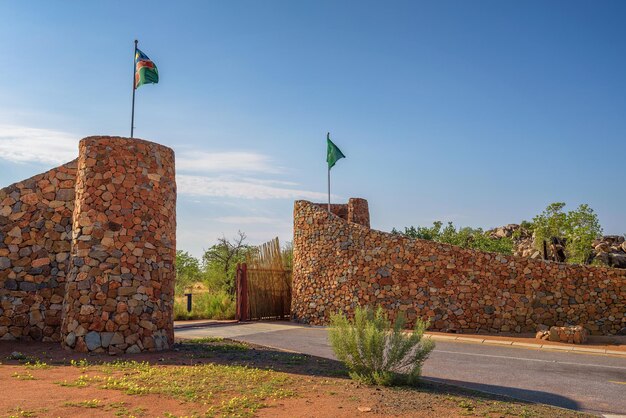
[593,235,626,269]
[535,324,588,344]
[488,224,626,268]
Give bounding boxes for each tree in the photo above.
[175,250,202,294]
[532,202,602,264]
[202,231,250,295]
[392,222,444,241]
[532,202,568,254]
[565,204,602,264]
[393,221,513,255]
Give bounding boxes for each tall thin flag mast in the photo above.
[130,41,159,138]
[328,158,331,212]
[326,132,346,212]
[130,39,138,138]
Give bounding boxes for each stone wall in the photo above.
[0,161,77,342]
[0,136,176,353]
[292,200,626,335]
[313,198,370,228]
[61,137,176,354]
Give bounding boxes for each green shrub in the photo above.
[393,221,513,255]
[328,306,434,386]
[174,291,236,320]
[532,202,602,264]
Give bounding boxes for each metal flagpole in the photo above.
[328,166,331,212]
[130,39,138,138]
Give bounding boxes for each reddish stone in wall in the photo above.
[292,199,626,335]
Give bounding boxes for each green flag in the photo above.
[326,133,346,169]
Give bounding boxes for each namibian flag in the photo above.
[135,48,159,89]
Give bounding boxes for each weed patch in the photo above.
[24,360,50,370]
[63,399,102,408]
[59,359,295,417]
[12,371,35,380]
[54,374,92,388]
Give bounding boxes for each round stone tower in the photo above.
[60,136,176,354]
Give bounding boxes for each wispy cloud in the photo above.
[177,174,328,200]
[213,216,287,225]
[0,124,77,164]
[0,125,280,174]
[176,151,281,174]
[0,124,328,201]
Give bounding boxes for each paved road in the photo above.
[176,321,626,416]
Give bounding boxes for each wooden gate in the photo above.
[235,238,292,321]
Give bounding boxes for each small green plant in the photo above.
[25,360,50,369]
[70,358,90,371]
[185,336,224,344]
[328,306,434,386]
[55,374,92,387]
[63,399,102,408]
[12,371,35,380]
[8,406,38,417]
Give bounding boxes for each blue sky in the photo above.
[1,1,624,257]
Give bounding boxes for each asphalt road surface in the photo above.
[175,321,626,416]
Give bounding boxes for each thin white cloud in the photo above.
[213,216,286,225]
[176,151,281,174]
[0,125,77,164]
[177,174,328,200]
[0,124,328,201]
[237,177,299,187]
[0,125,283,176]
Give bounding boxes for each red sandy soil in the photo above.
[0,340,591,418]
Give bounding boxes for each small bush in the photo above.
[328,306,434,386]
[174,291,235,320]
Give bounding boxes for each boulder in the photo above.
[548,325,588,344]
[85,331,101,351]
[65,332,76,347]
[609,253,626,269]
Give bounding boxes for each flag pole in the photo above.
[130,39,138,138]
[327,166,331,212]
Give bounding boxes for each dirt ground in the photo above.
[0,339,592,418]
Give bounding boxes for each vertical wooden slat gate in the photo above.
[235,238,292,321]
[235,263,248,321]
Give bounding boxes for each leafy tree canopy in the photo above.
[393,221,514,255]
[533,202,602,264]
[201,231,251,295]
[175,250,202,293]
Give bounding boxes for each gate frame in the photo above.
[235,263,248,321]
